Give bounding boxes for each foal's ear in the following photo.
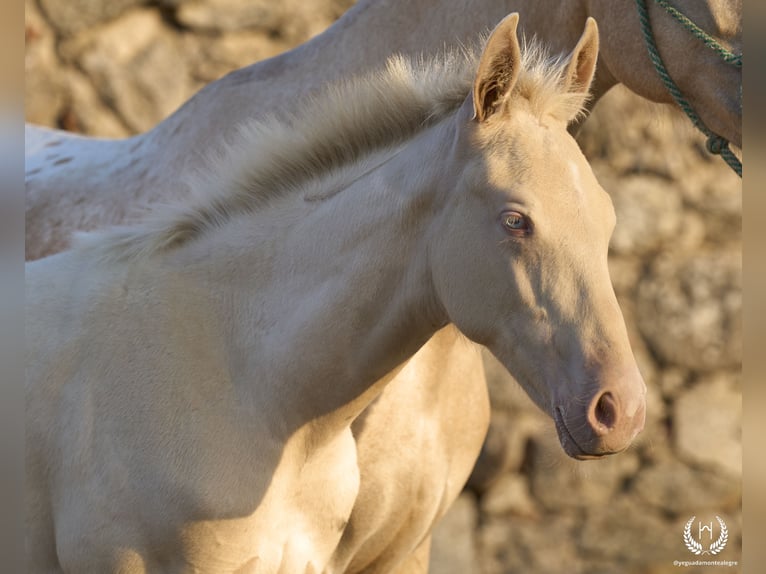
[562,17,599,93]
[473,13,522,122]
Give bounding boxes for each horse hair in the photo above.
[76,36,589,262]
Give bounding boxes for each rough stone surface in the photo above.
[479,514,583,574]
[633,458,741,514]
[637,250,741,371]
[37,0,145,37]
[674,373,742,477]
[25,0,356,135]
[579,498,678,563]
[58,9,192,133]
[528,442,641,512]
[608,175,685,257]
[24,1,742,571]
[175,0,287,33]
[480,473,538,518]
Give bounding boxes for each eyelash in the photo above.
[500,211,532,237]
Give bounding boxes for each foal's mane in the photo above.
[79,37,587,262]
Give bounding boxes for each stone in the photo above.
[38,0,145,37]
[578,85,718,180]
[480,473,539,518]
[61,9,192,134]
[25,0,67,128]
[175,0,354,43]
[675,151,742,240]
[633,459,741,515]
[528,438,641,512]
[673,373,741,477]
[608,175,685,257]
[658,367,691,399]
[59,69,132,137]
[578,498,678,563]
[175,0,285,34]
[478,514,583,574]
[636,249,741,371]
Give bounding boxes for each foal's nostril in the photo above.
[593,391,617,432]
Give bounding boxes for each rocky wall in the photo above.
[25,1,742,572]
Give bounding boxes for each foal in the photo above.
[26,15,645,573]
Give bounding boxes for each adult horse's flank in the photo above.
[26,15,645,573]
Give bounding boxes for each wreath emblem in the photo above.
[683,515,728,555]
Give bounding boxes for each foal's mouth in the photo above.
[554,406,608,461]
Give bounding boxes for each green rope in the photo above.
[653,0,742,67]
[636,0,742,177]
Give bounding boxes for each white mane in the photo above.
[76,37,588,262]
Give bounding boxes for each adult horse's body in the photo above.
[26,16,646,572]
[25,0,742,260]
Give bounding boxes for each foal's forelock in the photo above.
[75,38,590,263]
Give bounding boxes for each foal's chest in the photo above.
[178,426,361,573]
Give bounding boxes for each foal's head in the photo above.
[431,14,646,459]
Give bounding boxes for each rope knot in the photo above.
[706,135,727,156]
[637,0,742,177]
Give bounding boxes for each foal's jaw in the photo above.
[489,335,647,460]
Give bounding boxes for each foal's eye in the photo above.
[501,211,531,236]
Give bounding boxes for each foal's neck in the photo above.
[175,117,458,432]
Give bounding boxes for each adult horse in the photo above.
[26,15,646,572]
[25,0,742,260]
